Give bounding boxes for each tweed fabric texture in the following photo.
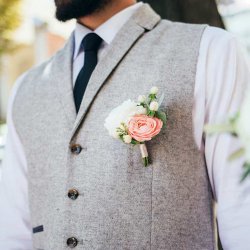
[13,3,215,250]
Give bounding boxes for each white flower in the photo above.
[104,99,147,139]
[114,131,120,139]
[136,106,147,115]
[123,135,132,144]
[150,86,158,95]
[235,91,250,162]
[149,101,159,111]
[120,123,126,131]
[138,95,146,103]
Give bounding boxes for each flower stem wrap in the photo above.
[140,143,149,167]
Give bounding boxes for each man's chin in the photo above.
[54,0,112,22]
[55,8,89,22]
[55,12,75,22]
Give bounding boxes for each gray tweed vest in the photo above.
[13,3,216,250]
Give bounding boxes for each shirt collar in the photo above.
[73,2,143,60]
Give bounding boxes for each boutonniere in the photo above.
[104,87,167,167]
[204,91,250,182]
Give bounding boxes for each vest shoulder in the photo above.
[12,52,59,115]
[19,56,54,84]
[151,20,208,44]
[15,38,70,91]
[157,21,236,46]
[13,48,62,100]
[157,19,208,33]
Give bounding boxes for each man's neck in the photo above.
[77,0,137,31]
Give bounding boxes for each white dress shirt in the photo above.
[1,2,250,249]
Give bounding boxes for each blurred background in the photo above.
[0,0,250,167]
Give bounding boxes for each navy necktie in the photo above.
[73,33,103,113]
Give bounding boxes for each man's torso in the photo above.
[12,4,215,250]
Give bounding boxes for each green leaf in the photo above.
[148,94,157,101]
[229,112,240,125]
[158,93,165,108]
[148,110,155,117]
[143,157,149,167]
[203,123,235,135]
[131,139,139,145]
[138,103,146,108]
[145,102,151,115]
[155,111,167,126]
[240,163,250,183]
[228,148,245,161]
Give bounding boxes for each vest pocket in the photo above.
[32,225,45,250]
[32,225,44,234]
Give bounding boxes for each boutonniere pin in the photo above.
[104,87,167,167]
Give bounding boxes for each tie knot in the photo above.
[81,33,103,52]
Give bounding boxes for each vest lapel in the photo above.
[52,33,76,128]
[70,3,161,141]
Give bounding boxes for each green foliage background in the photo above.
[0,0,21,56]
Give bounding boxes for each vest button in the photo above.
[67,237,78,248]
[68,189,79,200]
[70,144,82,155]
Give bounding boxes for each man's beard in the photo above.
[54,0,112,22]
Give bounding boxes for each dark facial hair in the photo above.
[54,0,112,22]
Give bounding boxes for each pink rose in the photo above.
[128,115,163,142]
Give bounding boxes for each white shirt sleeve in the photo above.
[194,26,250,250]
[0,74,33,249]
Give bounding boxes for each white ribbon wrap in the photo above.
[139,144,148,158]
